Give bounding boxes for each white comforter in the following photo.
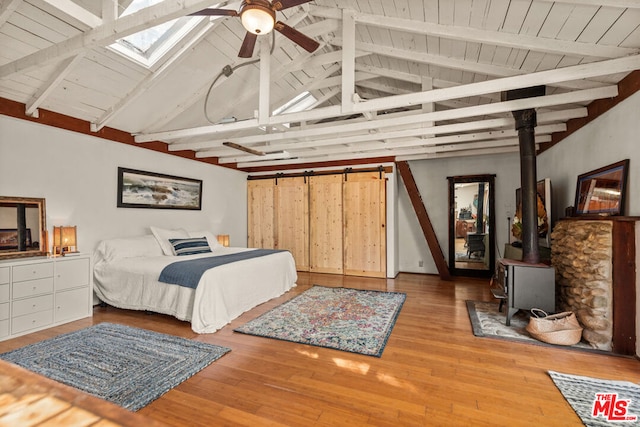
[94,246,297,333]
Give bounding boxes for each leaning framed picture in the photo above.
[117,167,202,210]
[574,159,629,216]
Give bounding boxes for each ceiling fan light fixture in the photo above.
[240,0,275,35]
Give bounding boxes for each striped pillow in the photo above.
[169,237,212,256]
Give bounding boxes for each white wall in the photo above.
[537,92,640,219]
[537,91,640,357]
[397,152,522,274]
[0,116,249,255]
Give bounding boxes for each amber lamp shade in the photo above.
[53,226,77,255]
[217,234,230,247]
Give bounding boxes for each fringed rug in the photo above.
[549,371,640,426]
[0,323,230,411]
[466,300,597,352]
[234,285,406,357]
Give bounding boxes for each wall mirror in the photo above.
[447,175,495,278]
[0,196,47,260]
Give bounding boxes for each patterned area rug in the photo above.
[234,285,406,357]
[549,371,640,426]
[0,323,230,411]
[466,300,596,351]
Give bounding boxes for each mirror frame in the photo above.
[447,174,496,278]
[0,196,48,260]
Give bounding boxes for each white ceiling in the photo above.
[1,0,639,171]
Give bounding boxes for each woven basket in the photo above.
[525,309,583,346]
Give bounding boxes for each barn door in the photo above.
[275,176,309,271]
[247,179,276,249]
[343,171,387,278]
[309,174,344,274]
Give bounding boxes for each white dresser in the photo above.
[0,254,92,341]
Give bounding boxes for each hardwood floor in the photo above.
[1,272,638,426]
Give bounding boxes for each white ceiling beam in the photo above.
[258,36,270,125]
[0,0,23,27]
[307,87,340,109]
[350,56,637,116]
[102,0,117,22]
[341,8,356,113]
[287,49,370,72]
[354,64,501,102]
[395,146,521,162]
[92,20,215,132]
[311,6,637,59]
[265,63,342,121]
[356,80,412,96]
[213,131,554,164]
[234,144,522,168]
[195,108,584,156]
[163,84,612,149]
[39,0,102,28]
[218,150,292,164]
[333,38,601,91]
[135,55,636,143]
[0,0,221,79]
[25,54,84,118]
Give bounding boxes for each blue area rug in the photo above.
[0,323,230,411]
[549,371,640,426]
[234,285,406,357]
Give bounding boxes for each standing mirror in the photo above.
[0,196,47,260]
[447,175,495,278]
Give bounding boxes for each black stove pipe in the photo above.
[502,86,545,264]
[513,108,540,264]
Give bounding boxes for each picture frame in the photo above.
[574,159,629,216]
[117,167,202,210]
[0,228,32,250]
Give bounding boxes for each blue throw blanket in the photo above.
[159,249,286,289]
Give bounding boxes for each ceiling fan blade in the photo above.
[272,0,313,11]
[274,21,319,53]
[189,8,238,16]
[238,32,258,58]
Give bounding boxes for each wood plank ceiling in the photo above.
[1,0,639,172]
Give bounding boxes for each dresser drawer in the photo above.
[0,267,8,285]
[55,258,89,291]
[12,262,53,283]
[12,294,53,317]
[0,284,8,303]
[0,319,8,338]
[55,287,89,323]
[0,302,8,321]
[12,277,54,299]
[11,310,53,335]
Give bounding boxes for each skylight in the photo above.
[109,0,206,68]
[273,91,318,116]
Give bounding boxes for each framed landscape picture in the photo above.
[574,160,629,216]
[117,167,202,210]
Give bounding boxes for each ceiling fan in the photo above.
[191,0,320,58]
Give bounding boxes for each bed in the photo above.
[93,229,297,333]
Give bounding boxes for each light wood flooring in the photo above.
[1,272,638,426]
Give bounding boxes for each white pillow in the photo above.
[150,226,189,256]
[188,230,223,250]
[95,235,163,262]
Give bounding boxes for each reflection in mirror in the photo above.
[0,197,47,260]
[448,175,495,278]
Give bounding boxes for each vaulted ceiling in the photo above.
[1,0,639,171]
